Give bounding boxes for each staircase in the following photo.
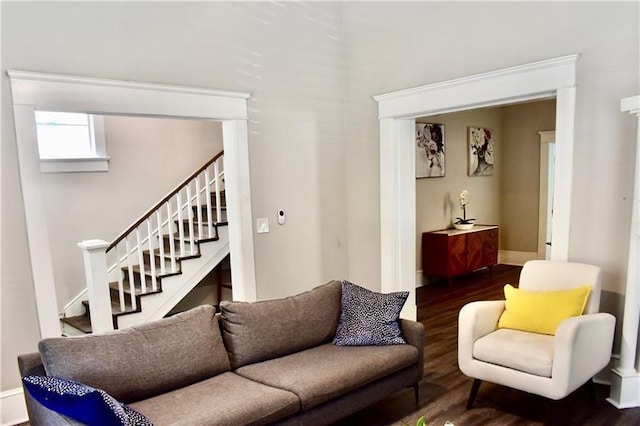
[62,152,231,334]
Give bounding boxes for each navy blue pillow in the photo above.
[22,375,152,426]
[333,280,409,346]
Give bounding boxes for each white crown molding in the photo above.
[7,70,249,120]
[7,70,250,99]
[373,54,578,119]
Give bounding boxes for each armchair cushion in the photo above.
[498,284,591,335]
[473,329,554,377]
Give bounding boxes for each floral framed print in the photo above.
[416,123,445,178]
[468,126,494,176]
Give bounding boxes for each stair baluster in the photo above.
[156,210,166,276]
[73,152,228,334]
[146,219,158,292]
[186,184,196,256]
[115,244,126,312]
[205,169,214,238]
[125,236,138,311]
[166,201,177,273]
[177,192,186,258]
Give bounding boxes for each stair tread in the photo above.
[61,314,92,334]
[109,280,163,296]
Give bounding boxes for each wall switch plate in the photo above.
[257,218,269,234]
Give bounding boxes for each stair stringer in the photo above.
[115,226,230,330]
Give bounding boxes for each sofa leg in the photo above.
[412,383,420,405]
[466,379,482,409]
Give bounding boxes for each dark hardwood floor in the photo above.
[335,264,640,426]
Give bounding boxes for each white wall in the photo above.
[344,1,638,291]
[1,1,348,394]
[1,0,638,404]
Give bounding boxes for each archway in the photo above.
[374,55,578,320]
[8,70,257,337]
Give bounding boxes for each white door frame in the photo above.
[538,131,556,260]
[374,55,578,320]
[7,70,257,337]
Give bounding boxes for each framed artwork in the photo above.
[468,126,494,176]
[416,123,445,178]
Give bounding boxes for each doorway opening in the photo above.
[8,70,257,337]
[414,99,557,287]
[374,55,578,320]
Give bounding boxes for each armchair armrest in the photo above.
[458,301,505,373]
[552,313,616,397]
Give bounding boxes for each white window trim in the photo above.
[38,114,110,173]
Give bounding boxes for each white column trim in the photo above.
[608,95,640,409]
[223,120,257,302]
[374,55,578,321]
[7,70,255,339]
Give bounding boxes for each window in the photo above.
[34,110,109,172]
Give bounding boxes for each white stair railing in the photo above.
[80,152,226,329]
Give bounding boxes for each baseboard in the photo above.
[0,387,27,426]
[594,353,619,386]
[415,270,427,288]
[499,250,538,266]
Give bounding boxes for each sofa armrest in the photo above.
[18,352,45,377]
[458,300,505,375]
[552,313,616,396]
[399,319,425,378]
[18,352,84,426]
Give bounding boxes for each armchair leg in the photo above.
[466,379,482,409]
[587,378,596,406]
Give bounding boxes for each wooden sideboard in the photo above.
[422,225,499,283]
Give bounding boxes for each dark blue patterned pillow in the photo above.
[333,280,409,346]
[22,375,152,426]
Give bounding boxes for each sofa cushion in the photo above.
[334,280,409,346]
[39,305,230,403]
[129,372,300,426]
[235,342,418,410]
[220,280,342,368]
[22,375,151,426]
[473,328,555,377]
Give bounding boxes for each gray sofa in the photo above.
[18,280,424,425]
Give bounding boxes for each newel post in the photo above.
[78,239,114,333]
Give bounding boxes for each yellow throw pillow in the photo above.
[497,284,591,335]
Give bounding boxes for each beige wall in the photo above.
[416,100,556,269]
[40,115,222,310]
[416,108,503,267]
[1,0,638,398]
[501,100,557,253]
[1,1,347,392]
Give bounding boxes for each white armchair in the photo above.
[458,260,616,408]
